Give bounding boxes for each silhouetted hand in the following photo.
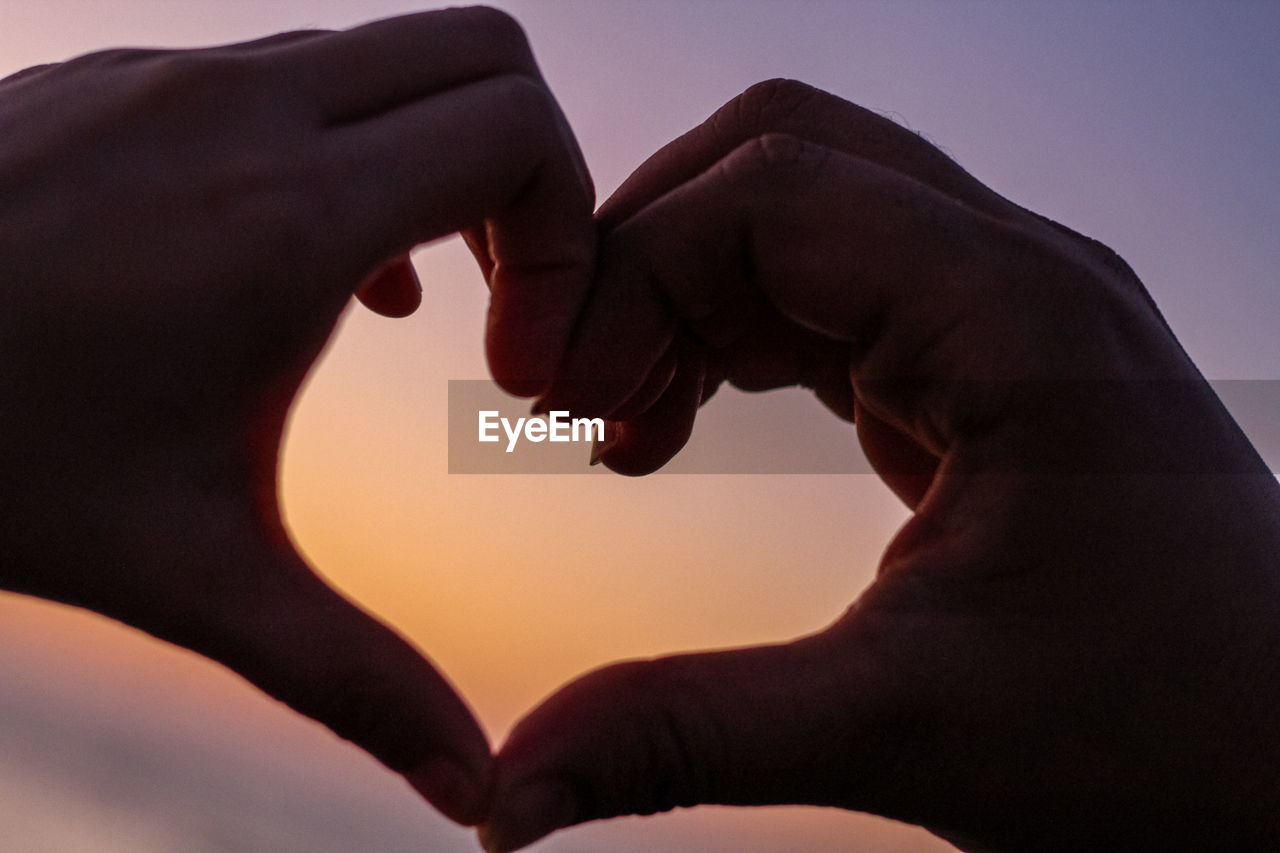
[0,7,593,826]
[482,80,1280,851]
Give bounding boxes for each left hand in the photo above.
[0,7,594,826]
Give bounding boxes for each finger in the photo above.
[211,29,331,53]
[854,398,940,509]
[11,458,493,825]
[275,7,594,203]
[533,253,677,418]
[275,6,595,202]
[480,628,894,853]
[117,534,492,826]
[323,74,594,396]
[585,133,1056,452]
[240,568,490,827]
[705,312,851,397]
[597,78,1018,230]
[593,343,705,475]
[539,337,680,420]
[275,7,539,124]
[589,318,855,474]
[602,341,678,422]
[356,255,422,318]
[0,63,58,88]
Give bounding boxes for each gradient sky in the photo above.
[1,2,1277,851]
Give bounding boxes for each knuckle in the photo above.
[724,132,826,189]
[458,5,533,62]
[1028,212,1150,293]
[0,62,56,86]
[748,131,812,168]
[645,658,725,804]
[590,657,725,813]
[977,221,1171,372]
[490,72,557,132]
[55,48,158,92]
[172,51,253,89]
[66,47,158,71]
[124,51,258,112]
[139,53,209,93]
[251,28,331,47]
[52,47,269,117]
[721,78,824,134]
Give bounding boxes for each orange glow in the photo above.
[3,2,1277,851]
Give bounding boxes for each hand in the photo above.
[481,79,1280,850]
[0,7,593,826]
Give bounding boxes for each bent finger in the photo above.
[597,78,1019,231]
[212,29,331,54]
[321,73,594,395]
[593,342,705,476]
[0,63,58,88]
[280,7,593,202]
[588,133,1076,451]
[276,7,539,124]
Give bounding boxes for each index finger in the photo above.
[597,78,1018,230]
[276,7,539,124]
[277,6,592,203]
[273,8,594,394]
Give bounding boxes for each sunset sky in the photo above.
[1,2,1277,851]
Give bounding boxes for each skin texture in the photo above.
[481,80,1280,851]
[0,7,594,827]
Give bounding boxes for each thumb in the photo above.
[480,626,901,852]
[112,525,492,827]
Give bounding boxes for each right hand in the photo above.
[482,79,1280,852]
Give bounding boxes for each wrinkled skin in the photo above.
[482,80,1280,852]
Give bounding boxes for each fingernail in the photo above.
[408,757,484,827]
[589,421,619,466]
[530,398,548,416]
[479,781,577,853]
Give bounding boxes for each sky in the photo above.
[0,1,1277,851]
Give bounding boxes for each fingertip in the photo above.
[589,420,619,466]
[479,780,577,853]
[485,365,551,400]
[598,346,705,475]
[356,257,422,318]
[407,755,492,827]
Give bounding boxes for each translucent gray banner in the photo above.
[447,380,1280,475]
